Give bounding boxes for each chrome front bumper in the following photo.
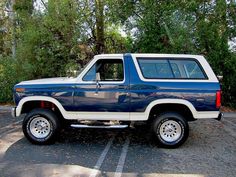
[11,107,16,118]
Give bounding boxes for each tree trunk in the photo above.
[10,0,16,59]
[95,0,105,54]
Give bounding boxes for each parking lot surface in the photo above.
[0,107,236,177]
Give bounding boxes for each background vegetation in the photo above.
[0,0,236,106]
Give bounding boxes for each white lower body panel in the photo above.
[62,111,220,121]
[14,96,220,121]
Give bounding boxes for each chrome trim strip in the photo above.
[70,124,128,129]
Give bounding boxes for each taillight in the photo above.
[216,90,221,108]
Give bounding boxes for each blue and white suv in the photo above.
[12,54,222,148]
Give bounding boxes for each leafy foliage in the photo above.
[0,56,26,102]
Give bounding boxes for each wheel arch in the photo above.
[16,96,66,119]
[145,99,196,122]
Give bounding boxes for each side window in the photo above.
[137,58,206,79]
[185,61,205,78]
[169,60,206,79]
[170,63,181,78]
[83,59,124,81]
[138,59,174,79]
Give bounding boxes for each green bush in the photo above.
[0,57,25,103]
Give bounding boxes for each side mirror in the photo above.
[96,72,101,81]
[95,73,101,95]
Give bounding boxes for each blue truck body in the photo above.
[12,53,221,147]
[14,54,220,113]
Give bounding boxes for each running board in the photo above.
[70,124,128,129]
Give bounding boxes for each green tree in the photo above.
[15,0,81,78]
[1,0,236,106]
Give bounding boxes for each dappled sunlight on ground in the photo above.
[0,162,206,177]
[1,163,97,177]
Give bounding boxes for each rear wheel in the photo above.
[23,108,61,145]
[151,112,189,148]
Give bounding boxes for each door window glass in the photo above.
[83,59,124,81]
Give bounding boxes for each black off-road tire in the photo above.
[151,112,189,148]
[22,108,61,145]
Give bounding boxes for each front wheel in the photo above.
[22,109,61,145]
[151,112,189,148]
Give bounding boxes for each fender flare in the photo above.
[145,99,197,117]
[16,96,66,117]
[130,99,198,120]
[132,99,218,120]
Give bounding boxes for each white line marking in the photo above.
[89,136,115,177]
[114,138,130,177]
[0,120,22,132]
[0,127,21,139]
[0,106,12,111]
[223,113,236,119]
[14,120,23,124]
[0,120,22,135]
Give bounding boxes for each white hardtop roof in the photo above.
[94,54,123,58]
[131,53,203,58]
[95,53,204,59]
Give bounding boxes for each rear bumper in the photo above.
[193,111,220,119]
[11,107,16,118]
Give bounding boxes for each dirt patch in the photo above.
[0,103,14,106]
[221,106,236,112]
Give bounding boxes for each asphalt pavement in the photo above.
[0,106,236,177]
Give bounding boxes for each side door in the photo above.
[73,57,130,117]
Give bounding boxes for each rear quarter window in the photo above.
[137,58,207,79]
